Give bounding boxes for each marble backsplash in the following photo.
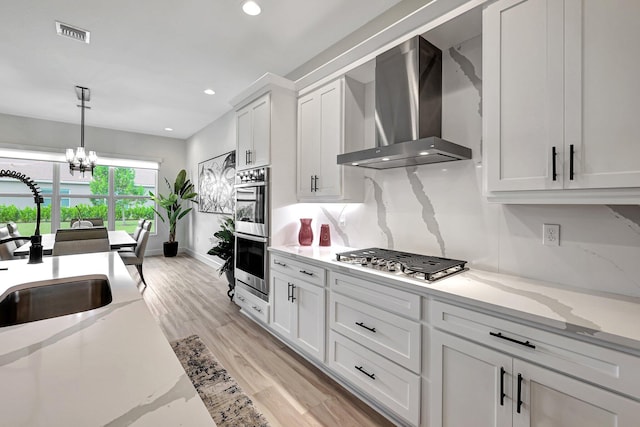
[276,35,640,298]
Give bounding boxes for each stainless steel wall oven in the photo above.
[234,167,269,301]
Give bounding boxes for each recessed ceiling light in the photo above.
[242,0,261,15]
[419,151,430,155]
[204,89,215,95]
[164,127,173,132]
[381,157,390,161]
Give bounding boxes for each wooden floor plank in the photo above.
[132,254,395,427]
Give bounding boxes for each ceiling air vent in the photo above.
[55,21,90,44]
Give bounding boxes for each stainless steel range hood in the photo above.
[337,36,471,170]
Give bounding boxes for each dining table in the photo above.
[13,230,137,256]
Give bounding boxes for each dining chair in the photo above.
[0,225,30,260]
[132,219,146,241]
[85,218,104,227]
[52,227,110,256]
[119,221,152,285]
[71,220,94,229]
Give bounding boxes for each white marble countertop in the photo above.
[269,245,640,352]
[0,252,215,427]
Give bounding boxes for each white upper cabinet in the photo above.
[484,0,640,202]
[297,76,364,202]
[236,93,271,170]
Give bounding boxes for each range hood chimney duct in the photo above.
[337,36,471,169]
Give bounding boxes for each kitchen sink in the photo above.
[0,275,112,327]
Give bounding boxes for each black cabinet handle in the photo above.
[245,150,249,165]
[313,175,319,192]
[552,146,557,181]
[251,305,262,313]
[355,322,376,333]
[310,175,314,192]
[299,270,314,276]
[569,144,575,180]
[290,284,296,303]
[274,260,286,267]
[355,365,375,380]
[287,282,291,302]
[500,367,506,406]
[490,332,536,349]
[517,373,523,414]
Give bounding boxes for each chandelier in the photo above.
[65,85,97,176]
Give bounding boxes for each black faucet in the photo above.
[0,170,44,264]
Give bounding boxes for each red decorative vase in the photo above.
[298,218,313,246]
[319,224,331,246]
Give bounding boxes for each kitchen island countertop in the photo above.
[270,245,640,353]
[0,252,215,427]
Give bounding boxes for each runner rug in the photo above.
[171,334,270,427]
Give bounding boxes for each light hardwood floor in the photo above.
[129,254,395,427]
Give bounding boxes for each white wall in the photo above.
[273,36,640,298]
[0,112,187,256]
[184,110,236,268]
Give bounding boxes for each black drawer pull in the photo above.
[355,322,376,333]
[500,367,506,406]
[490,332,536,349]
[517,373,523,413]
[290,284,296,303]
[251,305,262,313]
[551,146,558,181]
[274,260,287,267]
[299,270,314,276]
[355,365,375,380]
[287,282,291,302]
[569,144,575,180]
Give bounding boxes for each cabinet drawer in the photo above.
[330,293,421,373]
[330,271,421,320]
[235,285,269,324]
[431,300,640,400]
[329,331,420,426]
[271,255,325,287]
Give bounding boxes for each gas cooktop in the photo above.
[335,248,467,282]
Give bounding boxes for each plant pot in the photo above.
[224,268,235,286]
[163,241,179,257]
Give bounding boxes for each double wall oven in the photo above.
[234,167,269,301]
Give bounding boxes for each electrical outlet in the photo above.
[543,224,560,246]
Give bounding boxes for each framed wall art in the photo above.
[198,151,236,214]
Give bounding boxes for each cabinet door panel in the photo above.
[484,0,564,191]
[293,280,325,362]
[236,107,252,170]
[431,330,512,427]
[317,80,342,197]
[251,94,270,167]
[297,94,320,197]
[514,359,640,427]
[564,0,640,188]
[270,272,293,337]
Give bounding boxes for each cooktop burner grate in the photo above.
[335,248,467,281]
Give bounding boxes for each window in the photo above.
[0,155,157,235]
[112,167,156,233]
[0,158,53,235]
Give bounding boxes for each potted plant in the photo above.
[208,216,235,299]
[149,169,198,257]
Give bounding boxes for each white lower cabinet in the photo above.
[329,331,421,426]
[234,285,269,324]
[270,269,325,362]
[431,329,640,427]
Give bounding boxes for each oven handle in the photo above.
[235,181,266,189]
[234,232,269,243]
